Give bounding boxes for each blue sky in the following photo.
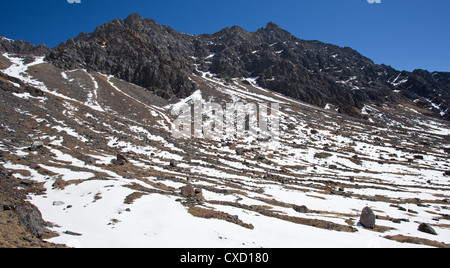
[0,0,449,72]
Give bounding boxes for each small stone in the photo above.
[30,141,44,151]
[20,179,34,186]
[293,205,308,213]
[408,209,418,214]
[254,155,265,161]
[194,188,202,195]
[169,159,178,167]
[64,230,83,236]
[53,201,65,206]
[2,204,14,211]
[314,152,332,159]
[117,153,128,163]
[287,123,296,130]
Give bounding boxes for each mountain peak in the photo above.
[230,25,247,33]
[265,21,281,29]
[124,13,144,25]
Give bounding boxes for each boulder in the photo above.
[418,223,437,235]
[180,185,196,198]
[112,153,128,165]
[359,206,376,229]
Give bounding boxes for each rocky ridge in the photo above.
[34,14,450,119]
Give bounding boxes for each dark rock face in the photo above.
[45,14,197,100]
[15,203,46,238]
[0,36,49,56]
[190,22,450,119]
[5,14,449,119]
[359,206,376,229]
[0,164,47,239]
[397,70,450,120]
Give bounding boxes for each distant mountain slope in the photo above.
[1,14,449,120]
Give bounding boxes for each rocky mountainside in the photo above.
[46,14,197,100]
[1,14,450,248]
[0,36,49,57]
[38,14,450,119]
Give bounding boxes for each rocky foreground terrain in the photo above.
[0,15,450,248]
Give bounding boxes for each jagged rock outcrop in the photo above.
[46,14,197,100]
[0,36,49,56]
[0,164,60,247]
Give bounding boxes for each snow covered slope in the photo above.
[1,52,450,248]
